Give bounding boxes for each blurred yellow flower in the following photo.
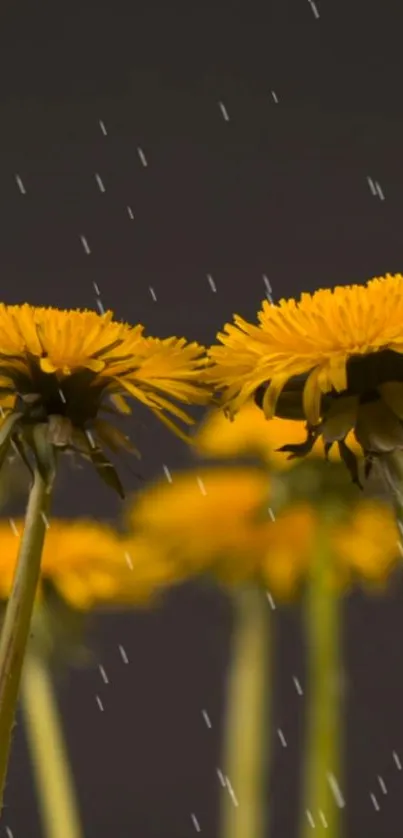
[127,467,400,597]
[0,519,175,611]
[128,467,272,573]
[331,501,400,589]
[195,401,360,467]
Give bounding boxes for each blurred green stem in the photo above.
[220,586,270,838]
[22,650,84,838]
[301,533,343,838]
[0,469,50,812]
[377,451,403,539]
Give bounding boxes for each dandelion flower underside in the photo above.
[0,305,210,495]
[207,274,403,485]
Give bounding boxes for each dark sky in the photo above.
[2,0,403,836]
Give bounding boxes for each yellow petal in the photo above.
[262,375,290,419]
[302,367,322,426]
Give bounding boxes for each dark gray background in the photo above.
[1,0,403,835]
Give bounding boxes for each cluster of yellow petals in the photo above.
[206,274,403,421]
[0,304,210,440]
[0,519,175,611]
[127,467,400,598]
[127,467,272,572]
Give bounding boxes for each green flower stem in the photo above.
[21,649,84,838]
[220,586,271,838]
[377,452,403,538]
[0,469,50,812]
[301,535,343,838]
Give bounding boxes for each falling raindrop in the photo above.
[293,676,303,696]
[319,811,328,827]
[375,181,385,200]
[308,0,320,18]
[266,592,276,610]
[85,430,96,449]
[217,768,226,787]
[163,464,172,483]
[277,728,287,747]
[197,476,207,496]
[377,775,387,795]
[306,810,315,828]
[80,235,91,255]
[367,176,376,195]
[225,777,239,807]
[218,101,230,121]
[15,174,26,194]
[263,275,274,304]
[119,645,129,664]
[41,511,50,530]
[95,173,106,192]
[393,751,402,770]
[9,519,19,537]
[191,813,201,832]
[124,551,134,570]
[202,709,212,729]
[207,274,217,292]
[137,147,148,167]
[327,773,345,808]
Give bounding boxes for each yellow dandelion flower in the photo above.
[261,501,400,597]
[260,505,317,597]
[206,274,403,487]
[331,500,400,590]
[0,519,175,611]
[127,466,272,573]
[195,401,360,467]
[0,305,210,496]
[127,466,400,598]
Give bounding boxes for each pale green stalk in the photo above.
[300,532,343,838]
[220,586,271,838]
[21,650,84,838]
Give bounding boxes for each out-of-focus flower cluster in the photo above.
[124,401,401,600]
[0,399,398,627]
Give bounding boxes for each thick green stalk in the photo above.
[21,650,84,838]
[300,535,343,838]
[220,586,271,838]
[0,469,50,811]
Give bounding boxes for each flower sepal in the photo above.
[0,411,24,473]
[30,423,57,492]
[84,438,125,498]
